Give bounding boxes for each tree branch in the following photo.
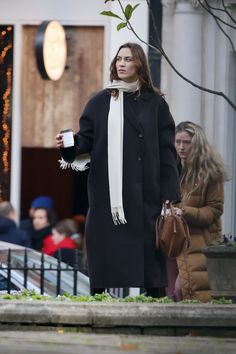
[198,0,236,53]
[199,0,236,30]
[214,14,236,53]
[115,0,236,111]
[203,0,236,25]
[221,0,236,25]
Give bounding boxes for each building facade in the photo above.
[0,0,148,219]
[0,0,235,232]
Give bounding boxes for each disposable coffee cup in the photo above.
[60,129,74,148]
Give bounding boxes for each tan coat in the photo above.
[177,179,224,302]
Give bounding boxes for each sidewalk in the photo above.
[0,331,235,354]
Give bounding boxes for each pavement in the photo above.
[0,331,236,354]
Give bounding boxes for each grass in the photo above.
[0,289,233,304]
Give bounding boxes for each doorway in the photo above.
[21,147,89,220]
[20,25,103,219]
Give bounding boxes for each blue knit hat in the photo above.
[31,196,54,209]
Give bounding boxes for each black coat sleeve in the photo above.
[158,98,181,203]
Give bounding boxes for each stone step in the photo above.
[0,300,235,337]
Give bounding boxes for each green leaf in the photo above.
[100,10,123,20]
[133,4,140,12]
[117,22,127,31]
[124,3,140,20]
[125,4,133,20]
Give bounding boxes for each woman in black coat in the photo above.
[56,42,181,296]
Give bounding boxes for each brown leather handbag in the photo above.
[155,203,190,257]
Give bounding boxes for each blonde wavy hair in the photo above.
[176,121,228,193]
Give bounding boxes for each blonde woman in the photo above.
[174,121,228,302]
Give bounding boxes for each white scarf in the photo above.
[59,80,140,225]
[106,80,139,224]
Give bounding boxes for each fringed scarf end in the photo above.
[58,155,90,172]
[111,207,127,225]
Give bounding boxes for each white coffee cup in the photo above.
[60,129,74,148]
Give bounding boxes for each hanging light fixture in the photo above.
[35,20,67,81]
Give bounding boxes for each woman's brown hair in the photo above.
[109,42,163,96]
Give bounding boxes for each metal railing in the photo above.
[0,248,88,296]
[0,248,131,298]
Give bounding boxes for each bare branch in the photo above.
[204,0,236,25]
[199,0,236,30]
[221,0,236,25]
[116,0,236,111]
[202,0,226,12]
[198,0,236,53]
[214,15,236,52]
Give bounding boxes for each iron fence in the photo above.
[0,248,87,296]
[0,248,130,298]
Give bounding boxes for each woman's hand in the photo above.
[173,207,183,216]
[55,133,64,148]
[162,200,183,216]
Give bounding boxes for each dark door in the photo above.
[21,147,74,219]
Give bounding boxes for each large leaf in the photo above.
[125,4,133,20]
[100,11,123,20]
[125,3,140,20]
[117,22,127,31]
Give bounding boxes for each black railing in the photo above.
[0,248,130,298]
[0,248,87,296]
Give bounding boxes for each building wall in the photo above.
[0,0,149,216]
[3,0,235,233]
[0,0,148,84]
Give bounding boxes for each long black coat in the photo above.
[61,88,181,288]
